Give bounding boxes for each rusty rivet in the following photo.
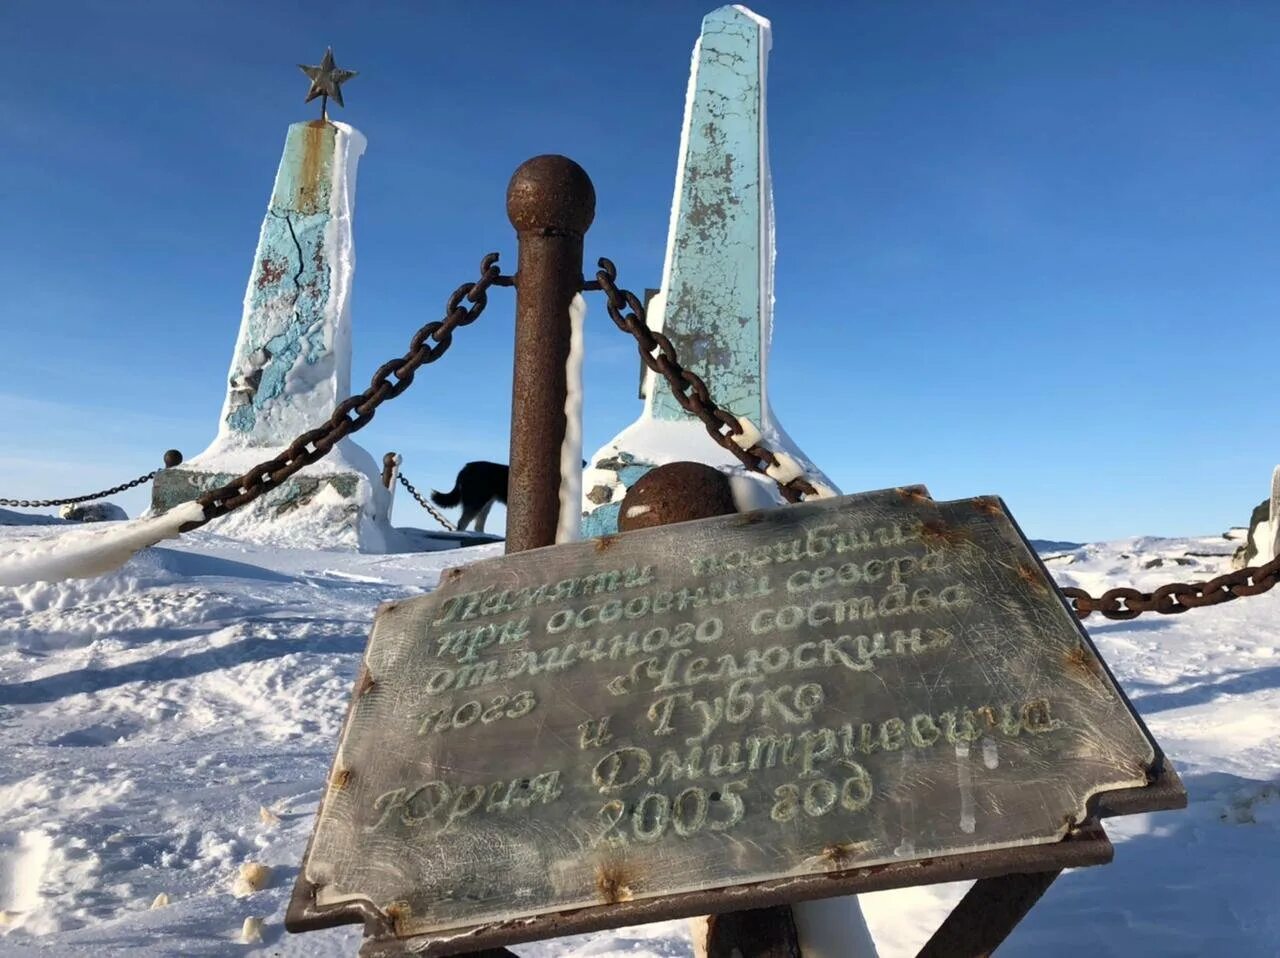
[595,862,633,903]
[1065,644,1103,680]
[973,496,1003,516]
[921,519,967,546]
[446,567,464,581]
[384,901,413,935]
[594,534,619,552]
[1017,564,1047,590]
[895,486,931,504]
[820,841,867,869]
[331,768,351,790]
[356,669,376,696]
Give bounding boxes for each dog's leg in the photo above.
[474,498,495,534]
[457,506,478,532]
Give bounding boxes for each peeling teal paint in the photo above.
[152,467,359,519]
[579,462,660,537]
[580,503,620,538]
[582,9,837,539]
[652,6,765,426]
[226,123,338,436]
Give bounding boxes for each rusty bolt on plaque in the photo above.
[618,462,739,532]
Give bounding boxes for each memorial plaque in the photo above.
[287,487,1170,955]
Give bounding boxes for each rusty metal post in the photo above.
[505,155,595,554]
[381,452,400,490]
[704,907,802,958]
[619,463,806,958]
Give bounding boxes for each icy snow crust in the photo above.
[556,294,587,544]
[1,526,1278,955]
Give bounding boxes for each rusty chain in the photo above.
[397,473,458,532]
[8,243,1269,624]
[1063,552,1280,621]
[1,471,160,509]
[593,258,819,504]
[593,255,1280,623]
[182,253,510,533]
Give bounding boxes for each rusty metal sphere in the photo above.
[618,461,737,532]
[162,449,183,468]
[506,155,596,236]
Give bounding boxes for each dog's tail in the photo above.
[430,482,461,508]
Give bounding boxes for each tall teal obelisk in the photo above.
[153,50,391,551]
[581,7,838,536]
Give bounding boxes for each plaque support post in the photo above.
[504,155,596,555]
[618,463,807,958]
[917,870,1061,957]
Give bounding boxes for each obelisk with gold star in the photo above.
[154,49,393,551]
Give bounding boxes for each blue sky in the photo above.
[1,0,1277,542]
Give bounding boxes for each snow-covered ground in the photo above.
[1,518,1276,956]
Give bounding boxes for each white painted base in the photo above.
[687,898,879,958]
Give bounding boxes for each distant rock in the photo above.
[0,508,65,526]
[1232,499,1274,570]
[1031,539,1084,552]
[59,502,128,522]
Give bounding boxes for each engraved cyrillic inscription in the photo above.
[417,691,537,736]
[297,488,1159,947]
[367,769,563,834]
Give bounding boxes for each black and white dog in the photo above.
[431,461,508,533]
[431,459,587,534]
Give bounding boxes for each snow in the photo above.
[1,522,1278,956]
[183,449,393,555]
[585,417,835,519]
[557,294,586,544]
[0,502,204,587]
[324,122,365,410]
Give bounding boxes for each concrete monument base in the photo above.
[151,440,392,553]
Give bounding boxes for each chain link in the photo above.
[592,258,819,504]
[1062,552,1280,621]
[182,254,509,533]
[1,471,159,509]
[592,254,1280,623]
[397,473,457,532]
[13,245,1273,624]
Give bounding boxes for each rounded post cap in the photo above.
[506,155,596,235]
[618,461,737,532]
[162,449,183,468]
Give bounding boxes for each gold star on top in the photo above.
[299,47,357,120]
